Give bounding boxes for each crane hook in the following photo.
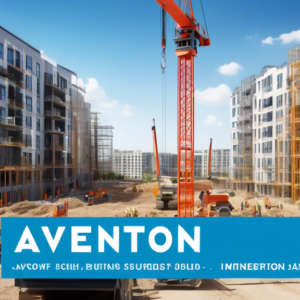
[161,52,167,71]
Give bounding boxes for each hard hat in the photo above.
[124,207,131,217]
[132,207,138,217]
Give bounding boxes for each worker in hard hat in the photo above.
[124,207,131,217]
[132,207,138,217]
[265,197,268,209]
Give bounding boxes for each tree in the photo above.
[143,173,153,182]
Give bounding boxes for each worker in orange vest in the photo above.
[268,199,271,209]
[265,197,268,209]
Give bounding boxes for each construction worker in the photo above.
[124,207,131,217]
[132,207,138,217]
[265,197,268,209]
[268,199,271,209]
[241,202,244,211]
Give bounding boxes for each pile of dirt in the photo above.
[124,183,157,194]
[0,197,84,217]
[55,197,85,209]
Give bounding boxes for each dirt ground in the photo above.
[1,181,300,299]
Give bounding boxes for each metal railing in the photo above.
[0,137,23,147]
[0,116,15,125]
[45,96,65,105]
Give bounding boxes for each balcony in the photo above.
[0,116,22,130]
[45,109,62,118]
[45,127,65,135]
[9,97,24,110]
[0,136,23,147]
[238,114,251,122]
[240,99,252,108]
[0,67,11,79]
[45,74,66,95]
[45,96,66,107]
[44,144,65,151]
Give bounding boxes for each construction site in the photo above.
[1,0,300,299]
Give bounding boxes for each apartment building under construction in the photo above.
[0,26,92,205]
[231,54,294,202]
[290,46,300,204]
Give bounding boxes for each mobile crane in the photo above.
[155,0,210,217]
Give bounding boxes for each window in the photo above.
[60,77,67,90]
[0,107,5,117]
[26,75,32,90]
[37,101,40,114]
[258,129,261,138]
[0,85,5,101]
[257,159,260,168]
[232,108,236,117]
[276,95,283,108]
[276,109,283,118]
[0,43,3,59]
[262,141,272,153]
[258,143,260,153]
[254,129,256,138]
[237,107,239,115]
[26,97,32,111]
[276,124,283,135]
[232,122,235,128]
[26,116,32,128]
[7,48,14,64]
[263,96,273,109]
[257,81,260,92]
[277,73,282,89]
[26,55,32,71]
[232,97,235,106]
[262,75,273,92]
[37,118,40,131]
[36,135,40,149]
[254,114,256,122]
[26,135,32,148]
[37,78,40,95]
[262,126,273,138]
[258,172,260,181]
[263,112,273,122]
[255,144,256,153]
[36,63,40,78]
[254,98,257,109]
[259,114,261,122]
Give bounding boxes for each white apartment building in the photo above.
[211,149,230,176]
[113,150,142,179]
[253,63,291,197]
[230,63,291,199]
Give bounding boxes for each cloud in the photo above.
[195,84,232,106]
[203,115,223,127]
[217,62,243,76]
[78,78,133,116]
[262,36,274,45]
[121,104,134,116]
[246,34,257,40]
[262,29,300,45]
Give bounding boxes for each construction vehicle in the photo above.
[52,200,68,217]
[197,139,233,217]
[152,119,177,210]
[88,188,111,206]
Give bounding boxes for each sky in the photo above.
[1,0,300,153]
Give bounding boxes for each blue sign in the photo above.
[2,217,300,279]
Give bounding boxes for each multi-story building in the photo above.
[158,153,177,177]
[194,150,208,178]
[0,26,92,204]
[230,63,291,199]
[113,150,142,179]
[211,149,230,176]
[142,152,154,176]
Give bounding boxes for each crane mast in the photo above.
[155,0,210,217]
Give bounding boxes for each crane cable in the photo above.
[200,0,209,38]
[161,7,167,154]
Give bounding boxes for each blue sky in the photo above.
[1,0,300,153]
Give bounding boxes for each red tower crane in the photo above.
[155,0,210,217]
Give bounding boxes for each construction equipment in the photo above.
[197,139,233,217]
[52,200,68,217]
[155,0,210,217]
[152,119,177,210]
[88,188,111,205]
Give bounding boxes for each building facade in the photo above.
[113,150,142,179]
[230,63,291,199]
[0,26,92,205]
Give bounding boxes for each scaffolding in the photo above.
[90,113,114,177]
[232,76,256,193]
[289,47,300,204]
